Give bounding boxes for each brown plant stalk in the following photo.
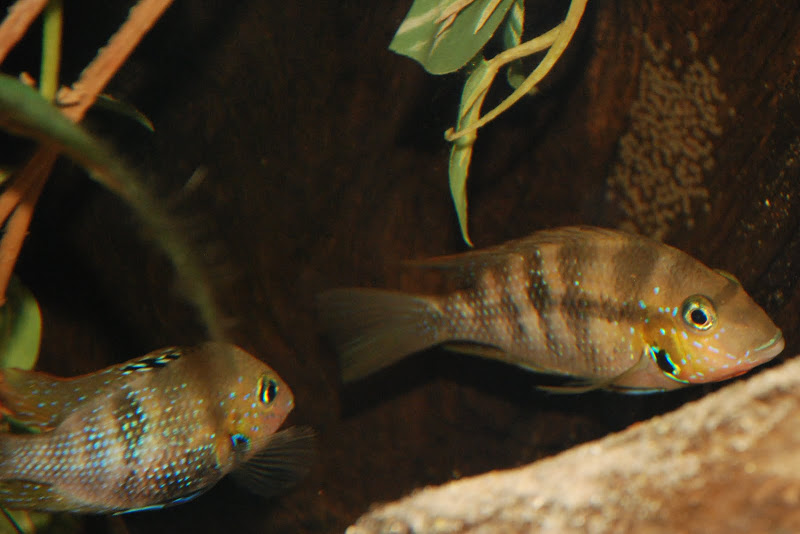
[0,0,48,64]
[0,0,173,304]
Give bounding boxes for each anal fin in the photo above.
[539,347,654,395]
[0,480,66,512]
[114,490,206,515]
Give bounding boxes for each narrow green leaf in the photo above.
[449,58,494,245]
[390,0,516,74]
[95,94,155,132]
[0,276,41,372]
[0,74,224,341]
[502,0,528,90]
[0,75,128,195]
[501,0,524,49]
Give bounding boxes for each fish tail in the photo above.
[317,288,446,382]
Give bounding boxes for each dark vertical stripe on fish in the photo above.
[502,255,531,342]
[559,240,599,369]
[525,247,558,354]
[114,392,148,465]
[612,239,660,302]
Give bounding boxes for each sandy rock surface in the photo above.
[349,356,800,533]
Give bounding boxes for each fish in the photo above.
[318,226,785,392]
[0,342,314,513]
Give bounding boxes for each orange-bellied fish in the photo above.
[0,342,314,513]
[318,226,784,392]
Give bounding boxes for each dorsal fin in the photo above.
[0,347,184,432]
[404,226,627,277]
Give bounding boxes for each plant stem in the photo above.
[0,0,48,64]
[0,149,55,306]
[60,0,173,122]
[39,0,62,102]
[445,0,588,141]
[0,0,173,304]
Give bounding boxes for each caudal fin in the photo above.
[317,288,444,382]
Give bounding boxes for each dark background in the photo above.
[3,0,799,532]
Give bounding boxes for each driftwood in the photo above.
[348,356,800,534]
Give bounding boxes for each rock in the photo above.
[349,355,800,533]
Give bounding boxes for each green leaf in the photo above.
[501,0,524,50]
[449,58,494,245]
[502,0,529,90]
[94,94,155,132]
[0,75,130,195]
[0,74,224,341]
[390,0,516,75]
[0,276,41,372]
[0,167,13,188]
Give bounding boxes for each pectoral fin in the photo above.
[443,342,512,360]
[443,343,555,374]
[231,426,316,498]
[536,379,606,394]
[538,347,653,394]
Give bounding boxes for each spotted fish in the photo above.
[318,226,784,392]
[0,342,314,513]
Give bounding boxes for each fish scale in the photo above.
[318,226,785,391]
[0,342,315,513]
[439,238,639,377]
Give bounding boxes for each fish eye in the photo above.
[257,375,279,405]
[231,433,251,453]
[681,295,716,331]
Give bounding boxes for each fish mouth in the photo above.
[749,330,785,361]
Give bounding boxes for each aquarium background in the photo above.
[3,0,798,532]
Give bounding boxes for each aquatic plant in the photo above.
[390,0,588,244]
[0,1,216,529]
[0,0,222,341]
